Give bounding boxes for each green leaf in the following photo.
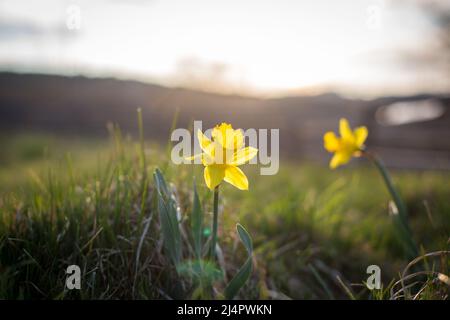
[178,259,223,285]
[236,223,253,253]
[371,155,419,260]
[154,168,170,198]
[224,223,253,299]
[153,168,181,267]
[191,179,203,259]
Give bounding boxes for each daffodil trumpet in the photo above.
[188,123,258,261]
[324,118,418,260]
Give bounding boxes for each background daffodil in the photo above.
[193,123,258,190]
[323,117,419,260]
[323,118,368,169]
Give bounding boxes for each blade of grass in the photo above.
[336,275,356,300]
[308,264,335,299]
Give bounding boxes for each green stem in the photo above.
[210,186,220,260]
[365,151,419,260]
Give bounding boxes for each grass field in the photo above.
[0,130,449,300]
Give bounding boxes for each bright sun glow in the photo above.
[0,0,448,97]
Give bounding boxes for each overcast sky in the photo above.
[0,0,448,97]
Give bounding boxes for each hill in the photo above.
[0,72,449,168]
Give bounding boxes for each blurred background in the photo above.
[1,0,450,301]
[0,0,449,169]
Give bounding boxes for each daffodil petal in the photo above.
[204,165,225,190]
[354,126,368,147]
[201,152,215,166]
[339,118,354,141]
[232,147,258,165]
[232,129,244,150]
[323,131,340,152]
[329,151,352,169]
[197,130,213,156]
[224,166,249,190]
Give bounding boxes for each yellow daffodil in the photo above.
[191,123,258,190]
[323,118,368,169]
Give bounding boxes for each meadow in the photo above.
[0,127,449,300]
